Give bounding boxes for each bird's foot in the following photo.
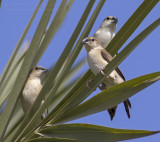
[100,66,106,75]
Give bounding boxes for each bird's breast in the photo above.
[87,49,124,89]
[22,79,42,99]
[87,49,108,75]
[21,79,42,113]
[94,30,112,48]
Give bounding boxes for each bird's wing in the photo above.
[93,28,101,36]
[101,49,126,81]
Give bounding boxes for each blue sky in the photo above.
[0,0,160,141]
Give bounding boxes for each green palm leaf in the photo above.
[52,72,160,124]
[0,0,159,142]
[35,124,159,142]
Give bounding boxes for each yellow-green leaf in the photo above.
[38,124,160,142]
[52,72,160,124]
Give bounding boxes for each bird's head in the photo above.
[82,37,103,52]
[101,16,118,30]
[29,66,48,80]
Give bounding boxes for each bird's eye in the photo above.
[107,17,109,20]
[91,38,94,41]
[35,67,38,70]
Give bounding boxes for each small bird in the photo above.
[20,66,48,122]
[82,37,131,120]
[94,16,118,49]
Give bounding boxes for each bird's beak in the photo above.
[111,17,118,24]
[82,37,92,52]
[43,68,48,73]
[82,38,88,44]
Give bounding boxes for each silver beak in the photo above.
[43,68,48,73]
[82,38,88,44]
[111,17,118,24]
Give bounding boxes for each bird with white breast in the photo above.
[82,37,131,120]
[20,66,48,122]
[94,16,118,49]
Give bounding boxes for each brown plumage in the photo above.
[82,37,131,120]
[20,66,48,123]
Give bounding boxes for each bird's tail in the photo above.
[108,106,117,121]
[99,83,131,120]
[123,99,131,119]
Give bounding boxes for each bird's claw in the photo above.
[106,76,109,78]
[100,66,106,75]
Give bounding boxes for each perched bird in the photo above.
[94,16,118,49]
[20,66,48,122]
[82,37,131,120]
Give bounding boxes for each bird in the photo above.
[82,37,131,120]
[20,66,48,122]
[94,16,118,49]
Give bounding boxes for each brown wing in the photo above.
[101,49,125,81]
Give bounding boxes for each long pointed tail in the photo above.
[123,99,131,119]
[108,106,117,120]
[100,83,131,120]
